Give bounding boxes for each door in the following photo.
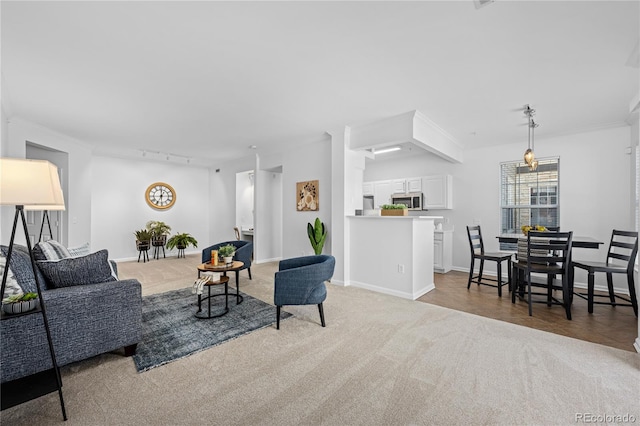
[25,210,62,245]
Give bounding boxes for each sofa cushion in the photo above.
[0,252,24,298]
[33,240,71,261]
[37,249,117,288]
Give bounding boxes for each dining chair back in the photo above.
[512,231,573,319]
[466,225,512,297]
[572,230,638,316]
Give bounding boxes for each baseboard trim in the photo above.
[348,280,434,300]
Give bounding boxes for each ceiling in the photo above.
[2,1,638,165]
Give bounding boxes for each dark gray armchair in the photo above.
[201,240,253,283]
[274,255,336,329]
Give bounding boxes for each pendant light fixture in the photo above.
[523,105,539,171]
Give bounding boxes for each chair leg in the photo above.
[478,259,485,285]
[511,264,517,304]
[318,303,326,327]
[276,306,281,330]
[628,271,638,317]
[587,272,595,314]
[467,257,475,289]
[507,259,512,292]
[497,261,503,297]
[606,273,616,305]
[563,275,572,320]
[527,270,533,316]
[248,267,252,280]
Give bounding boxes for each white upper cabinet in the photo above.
[391,179,406,194]
[423,175,453,210]
[374,180,392,207]
[407,177,422,193]
[362,182,374,196]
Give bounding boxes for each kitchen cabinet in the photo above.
[391,177,421,194]
[391,179,406,194]
[423,175,453,210]
[362,182,374,196]
[407,177,422,193]
[434,230,453,273]
[373,180,392,207]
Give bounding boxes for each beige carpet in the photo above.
[3,254,639,425]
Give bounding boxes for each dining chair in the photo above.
[466,225,512,297]
[571,230,638,317]
[512,230,574,319]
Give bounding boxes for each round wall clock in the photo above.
[145,182,176,210]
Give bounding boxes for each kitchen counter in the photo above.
[347,216,439,300]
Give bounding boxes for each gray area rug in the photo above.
[133,287,292,372]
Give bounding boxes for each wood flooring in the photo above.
[418,271,638,352]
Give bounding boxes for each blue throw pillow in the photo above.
[37,249,117,288]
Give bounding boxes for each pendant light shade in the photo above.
[523,105,539,171]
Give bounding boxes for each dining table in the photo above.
[499,233,604,318]
[497,234,604,249]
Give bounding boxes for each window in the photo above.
[500,157,560,250]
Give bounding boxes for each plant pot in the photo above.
[223,256,233,265]
[151,235,166,247]
[136,240,150,250]
[2,299,38,315]
[381,209,408,216]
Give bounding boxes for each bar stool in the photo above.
[466,225,512,297]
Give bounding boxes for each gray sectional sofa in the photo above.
[1,244,142,383]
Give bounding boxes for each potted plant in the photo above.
[146,220,171,246]
[166,232,198,251]
[134,229,152,250]
[381,204,408,216]
[307,217,327,255]
[2,292,39,315]
[218,244,236,264]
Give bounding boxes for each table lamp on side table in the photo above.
[0,158,68,420]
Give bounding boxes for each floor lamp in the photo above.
[0,158,67,420]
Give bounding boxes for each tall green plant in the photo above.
[307,217,327,255]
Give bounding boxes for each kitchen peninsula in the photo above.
[348,215,442,300]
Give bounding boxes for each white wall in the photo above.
[3,118,93,248]
[259,137,332,259]
[91,155,210,260]
[364,125,633,292]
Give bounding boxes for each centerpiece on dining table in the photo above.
[521,225,547,236]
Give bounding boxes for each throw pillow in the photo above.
[33,240,71,261]
[37,249,117,289]
[68,242,91,258]
[0,245,40,293]
[0,252,24,299]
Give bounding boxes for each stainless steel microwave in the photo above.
[391,193,423,210]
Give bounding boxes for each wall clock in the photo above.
[145,182,176,210]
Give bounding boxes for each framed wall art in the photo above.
[296,180,319,211]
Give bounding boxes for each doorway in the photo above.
[25,143,68,246]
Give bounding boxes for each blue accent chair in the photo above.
[274,255,336,329]
[201,240,253,284]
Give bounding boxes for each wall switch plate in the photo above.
[398,264,405,273]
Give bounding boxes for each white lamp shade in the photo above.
[0,158,66,209]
